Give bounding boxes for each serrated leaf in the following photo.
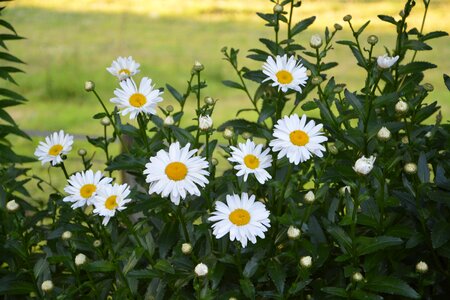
[365,276,420,299]
[421,30,448,41]
[405,40,432,51]
[398,61,436,75]
[291,16,316,37]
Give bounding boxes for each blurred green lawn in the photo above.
[2,0,449,200]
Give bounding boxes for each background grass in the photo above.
[2,0,449,201]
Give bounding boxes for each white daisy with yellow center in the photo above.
[106,56,140,81]
[63,170,112,209]
[269,114,328,165]
[208,193,271,248]
[228,139,272,184]
[34,130,74,166]
[262,54,308,93]
[111,77,163,120]
[92,183,132,226]
[143,142,209,205]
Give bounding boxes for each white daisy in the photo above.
[111,77,163,120]
[269,114,328,165]
[92,183,132,226]
[228,139,272,184]
[63,170,112,209]
[262,54,308,93]
[208,193,271,248]
[143,142,209,205]
[34,130,74,166]
[106,56,140,80]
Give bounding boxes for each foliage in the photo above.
[1,0,450,299]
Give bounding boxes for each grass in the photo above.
[2,1,449,200]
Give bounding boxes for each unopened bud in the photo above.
[367,35,379,45]
[75,253,87,266]
[6,200,19,212]
[166,105,174,113]
[204,96,215,105]
[352,272,364,282]
[399,10,405,18]
[304,191,315,203]
[377,126,391,141]
[223,127,234,140]
[300,256,312,268]
[343,15,352,22]
[334,23,343,31]
[329,144,338,155]
[310,34,323,49]
[61,231,72,241]
[199,115,213,131]
[194,263,208,276]
[425,131,432,139]
[181,243,193,255]
[273,4,283,13]
[41,280,54,293]
[416,261,428,274]
[423,83,434,92]
[101,117,111,126]
[287,226,301,240]
[84,80,95,92]
[242,132,252,140]
[333,85,345,93]
[93,240,102,248]
[404,162,417,174]
[193,61,204,72]
[401,136,409,144]
[311,76,323,85]
[395,100,408,114]
[339,186,351,196]
[164,115,175,126]
[211,158,219,166]
[77,149,87,156]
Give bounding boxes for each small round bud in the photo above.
[193,61,204,72]
[353,155,376,175]
[194,263,208,277]
[242,132,252,140]
[229,298,238,300]
[416,261,428,274]
[204,96,215,106]
[404,162,417,174]
[339,186,351,196]
[75,253,87,266]
[181,243,193,255]
[334,23,343,31]
[199,115,213,131]
[101,117,111,126]
[377,126,391,141]
[310,34,323,49]
[221,46,228,53]
[329,144,338,155]
[273,4,283,13]
[211,158,219,166]
[401,136,409,144]
[223,127,234,140]
[287,226,301,240]
[41,280,54,293]
[304,191,315,203]
[333,85,345,93]
[166,105,174,112]
[343,15,352,22]
[300,256,312,268]
[367,35,379,45]
[77,149,87,156]
[6,200,19,212]
[352,272,364,282]
[93,239,102,248]
[423,83,434,92]
[311,76,323,85]
[164,115,175,127]
[61,231,72,241]
[399,10,405,18]
[425,131,432,139]
[84,80,95,92]
[395,100,408,114]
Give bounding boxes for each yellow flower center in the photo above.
[105,195,118,210]
[243,154,260,169]
[165,162,188,181]
[289,130,309,146]
[48,144,63,156]
[80,184,96,199]
[229,208,251,226]
[129,93,147,107]
[276,70,293,84]
[119,68,131,75]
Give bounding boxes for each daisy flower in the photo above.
[208,193,271,248]
[110,77,163,120]
[63,170,112,209]
[269,114,328,165]
[262,54,308,93]
[228,139,272,184]
[92,183,132,226]
[106,56,140,80]
[143,142,209,205]
[34,130,74,166]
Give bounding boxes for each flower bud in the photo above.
[164,115,175,126]
[84,80,95,92]
[377,54,399,69]
[404,162,417,174]
[273,4,283,13]
[242,132,252,140]
[333,84,345,93]
[93,240,102,248]
[399,10,405,18]
[77,149,87,156]
[204,96,215,106]
[41,280,54,293]
[287,226,301,240]
[352,272,364,282]
[377,126,391,141]
[343,15,352,22]
[199,115,213,131]
[425,131,432,139]
[329,144,338,155]
[334,23,343,31]
[223,127,234,140]
[304,191,315,203]
[75,253,87,266]
[211,158,219,166]
[416,261,428,274]
[353,155,376,175]
[339,186,351,196]
[401,136,409,144]
[61,231,72,241]
[101,117,111,126]
[310,34,323,49]
[6,200,19,212]
[423,83,434,92]
[367,35,378,45]
[194,263,208,276]
[193,61,204,72]
[300,256,312,268]
[311,76,323,85]
[395,100,408,114]
[181,243,193,255]
[166,105,174,112]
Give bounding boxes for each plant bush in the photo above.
[1,0,450,299]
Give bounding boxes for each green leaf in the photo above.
[321,287,347,298]
[417,152,430,183]
[378,15,397,25]
[240,278,255,300]
[291,16,316,37]
[431,221,450,249]
[0,19,17,34]
[288,279,312,296]
[355,20,370,37]
[84,260,116,272]
[218,119,271,139]
[405,40,432,51]
[243,256,260,278]
[421,30,448,41]
[301,101,318,111]
[169,126,195,145]
[123,248,144,275]
[258,100,275,123]
[166,84,184,104]
[357,236,403,256]
[267,260,286,294]
[259,38,283,55]
[33,257,50,280]
[365,276,420,299]
[325,222,352,254]
[0,51,24,64]
[0,88,26,100]
[398,61,436,75]
[222,80,244,90]
[344,89,364,117]
[154,259,175,274]
[444,74,450,91]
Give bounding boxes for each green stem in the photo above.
[59,161,69,179]
[287,0,295,42]
[137,113,150,154]
[177,205,190,243]
[103,125,112,177]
